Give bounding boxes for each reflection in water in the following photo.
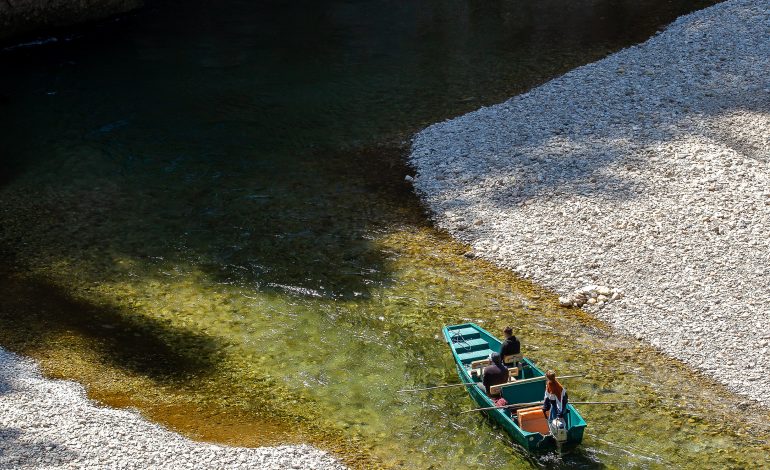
[3,0,768,468]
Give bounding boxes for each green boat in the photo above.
[443,323,586,451]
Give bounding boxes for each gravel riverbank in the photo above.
[410,0,770,406]
[0,347,346,469]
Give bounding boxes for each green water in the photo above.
[2,0,768,468]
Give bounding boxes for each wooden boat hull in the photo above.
[443,323,586,452]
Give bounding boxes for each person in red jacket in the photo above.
[542,369,568,422]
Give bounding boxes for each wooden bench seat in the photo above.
[504,353,523,365]
[472,366,520,391]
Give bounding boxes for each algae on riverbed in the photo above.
[1,178,768,468]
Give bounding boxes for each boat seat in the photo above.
[504,354,523,365]
[454,338,490,352]
[468,358,492,381]
[447,327,481,340]
[458,349,494,364]
[517,406,550,435]
[470,358,491,369]
[471,365,518,382]
[487,369,521,395]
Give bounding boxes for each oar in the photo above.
[397,383,480,393]
[461,400,634,414]
[512,374,584,385]
[460,401,541,414]
[398,374,584,393]
[571,401,634,405]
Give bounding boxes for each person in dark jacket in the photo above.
[500,326,521,367]
[482,352,508,396]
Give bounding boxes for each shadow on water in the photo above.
[0,251,223,383]
[0,0,725,301]
[0,140,419,300]
[170,144,426,298]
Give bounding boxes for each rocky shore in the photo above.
[0,0,143,43]
[0,347,346,469]
[410,0,770,407]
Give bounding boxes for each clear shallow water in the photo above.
[2,0,768,468]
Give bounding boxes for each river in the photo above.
[2,0,767,468]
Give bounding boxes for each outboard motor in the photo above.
[548,418,568,443]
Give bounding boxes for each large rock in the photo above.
[0,0,143,43]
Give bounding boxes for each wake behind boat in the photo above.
[443,323,586,451]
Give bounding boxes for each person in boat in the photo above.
[542,370,568,422]
[482,352,509,396]
[500,326,522,367]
